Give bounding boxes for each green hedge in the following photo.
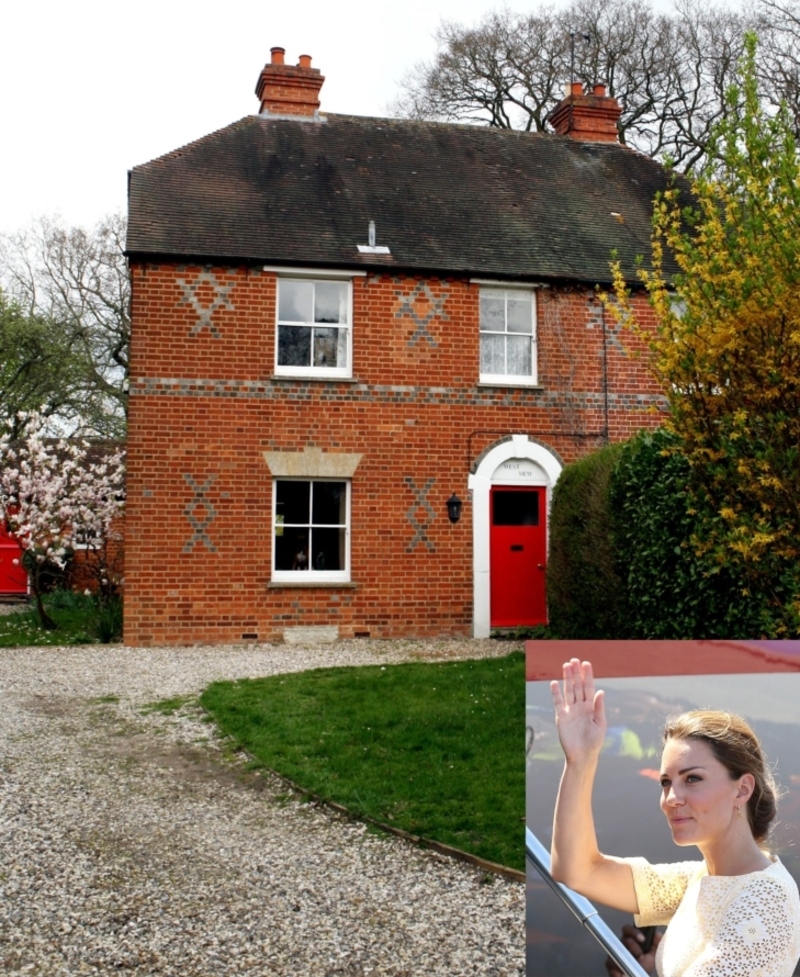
[610,428,741,638]
[548,428,800,638]
[546,441,627,638]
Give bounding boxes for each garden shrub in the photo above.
[545,426,800,638]
[547,441,627,638]
[610,428,721,637]
[609,428,798,638]
[91,594,124,644]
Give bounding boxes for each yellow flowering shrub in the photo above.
[607,34,800,631]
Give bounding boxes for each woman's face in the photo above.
[659,736,752,848]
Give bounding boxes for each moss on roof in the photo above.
[127,112,685,285]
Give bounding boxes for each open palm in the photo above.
[550,658,607,763]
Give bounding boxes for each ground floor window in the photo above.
[272,479,349,582]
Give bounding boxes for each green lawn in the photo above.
[200,651,524,872]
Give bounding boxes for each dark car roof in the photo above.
[127,112,683,285]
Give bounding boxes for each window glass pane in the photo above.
[311,527,345,571]
[315,282,348,324]
[506,335,532,375]
[274,526,310,571]
[279,280,313,322]
[313,327,342,368]
[493,490,539,526]
[276,481,310,524]
[507,295,533,334]
[480,294,506,333]
[481,334,506,374]
[312,481,346,524]
[278,325,311,367]
[275,480,348,574]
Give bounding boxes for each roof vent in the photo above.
[547,83,622,142]
[357,221,391,255]
[255,48,325,117]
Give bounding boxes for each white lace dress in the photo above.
[627,856,800,977]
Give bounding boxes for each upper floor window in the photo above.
[479,288,537,385]
[276,278,351,377]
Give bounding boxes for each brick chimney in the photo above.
[255,48,324,117]
[547,83,621,142]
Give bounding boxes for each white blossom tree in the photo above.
[0,412,125,629]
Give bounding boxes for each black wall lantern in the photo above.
[446,492,463,524]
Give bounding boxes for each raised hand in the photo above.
[550,658,607,764]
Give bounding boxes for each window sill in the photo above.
[267,580,358,589]
[269,374,360,384]
[477,381,544,391]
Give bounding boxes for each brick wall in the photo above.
[66,514,125,596]
[125,264,664,646]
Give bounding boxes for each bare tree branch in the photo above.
[391,0,800,171]
[0,214,129,438]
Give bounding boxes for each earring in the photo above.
[736,806,744,820]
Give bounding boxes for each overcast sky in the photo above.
[1,0,503,235]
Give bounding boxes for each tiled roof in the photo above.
[126,113,685,284]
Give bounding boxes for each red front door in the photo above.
[0,524,27,596]
[490,486,547,627]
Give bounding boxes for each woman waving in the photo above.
[550,658,800,977]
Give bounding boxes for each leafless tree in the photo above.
[0,214,129,437]
[753,0,800,133]
[393,7,570,131]
[392,0,800,171]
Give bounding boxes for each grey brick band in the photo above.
[131,377,667,412]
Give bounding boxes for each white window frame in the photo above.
[271,478,351,583]
[477,286,538,385]
[273,271,357,379]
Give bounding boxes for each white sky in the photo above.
[0,0,500,235]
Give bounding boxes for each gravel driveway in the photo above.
[0,639,524,976]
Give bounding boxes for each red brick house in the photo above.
[124,49,670,646]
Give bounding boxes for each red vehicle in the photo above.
[526,640,800,977]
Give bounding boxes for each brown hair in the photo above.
[663,710,778,843]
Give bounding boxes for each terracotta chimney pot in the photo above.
[593,83,607,96]
[570,81,583,97]
[256,49,325,117]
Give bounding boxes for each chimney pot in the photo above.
[256,49,325,117]
[547,82,622,142]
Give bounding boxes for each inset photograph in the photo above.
[526,640,800,977]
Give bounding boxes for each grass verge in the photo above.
[0,592,123,646]
[200,651,524,872]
